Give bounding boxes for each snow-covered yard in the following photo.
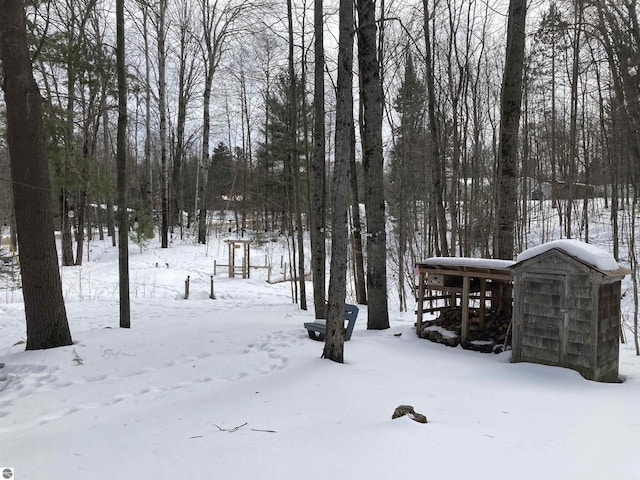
[0,233,639,479]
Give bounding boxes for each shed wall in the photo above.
[595,282,621,382]
[517,273,565,366]
[563,272,595,376]
[511,249,622,382]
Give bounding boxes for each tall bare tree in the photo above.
[141,4,153,219]
[310,0,326,318]
[357,0,389,330]
[286,0,307,310]
[116,0,130,327]
[0,0,73,349]
[170,0,199,236]
[495,0,526,260]
[422,0,449,256]
[198,0,244,244]
[349,124,367,305]
[157,0,169,248]
[324,0,354,362]
[565,0,584,239]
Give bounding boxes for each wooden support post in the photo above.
[184,275,190,300]
[496,283,504,312]
[479,278,486,330]
[416,271,426,334]
[461,276,470,343]
[214,260,217,276]
[246,243,251,278]
[210,275,216,299]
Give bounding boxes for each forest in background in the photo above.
[1,0,640,350]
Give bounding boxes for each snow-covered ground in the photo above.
[1,227,640,480]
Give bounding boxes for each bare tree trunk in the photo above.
[240,69,254,222]
[116,0,130,328]
[158,0,169,248]
[310,0,327,319]
[61,6,77,267]
[566,0,583,239]
[100,108,110,242]
[198,0,242,244]
[357,0,389,330]
[287,0,307,310]
[495,0,526,260]
[107,199,116,245]
[61,192,75,264]
[142,6,152,217]
[422,0,449,256]
[171,3,196,234]
[324,0,353,363]
[199,71,211,245]
[75,190,87,265]
[0,0,73,348]
[349,124,367,305]
[97,196,104,241]
[551,35,558,214]
[171,70,187,232]
[8,207,17,253]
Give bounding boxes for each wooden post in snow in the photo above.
[184,275,190,299]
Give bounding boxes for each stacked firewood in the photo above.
[418,307,512,353]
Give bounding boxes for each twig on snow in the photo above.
[212,422,277,433]
[213,422,248,432]
[72,348,84,365]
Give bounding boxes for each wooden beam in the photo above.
[417,266,513,282]
[479,278,486,330]
[416,271,426,333]
[461,276,470,343]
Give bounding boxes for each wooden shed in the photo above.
[510,240,630,382]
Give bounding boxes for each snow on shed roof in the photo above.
[418,257,515,270]
[515,239,623,273]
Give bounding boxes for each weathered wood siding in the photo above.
[511,249,621,382]
[518,273,565,366]
[595,281,621,382]
[564,271,595,377]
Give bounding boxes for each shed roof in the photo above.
[415,257,514,281]
[513,240,631,277]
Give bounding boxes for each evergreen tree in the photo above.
[388,52,427,311]
[254,71,311,231]
[207,142,236,211]
[388,53,427,215]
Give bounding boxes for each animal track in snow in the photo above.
[238,330,302,378]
